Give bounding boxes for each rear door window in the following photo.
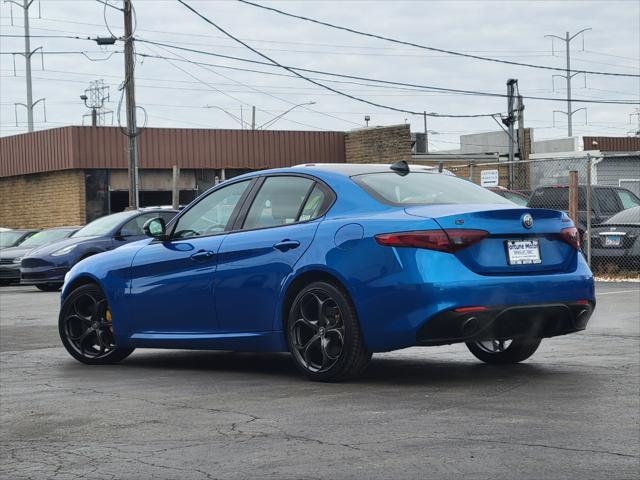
[298,184,328,221]
[243,176,314,230]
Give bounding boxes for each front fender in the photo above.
[60,240,149,342]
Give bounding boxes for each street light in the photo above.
[80,94,97,126]
[258,101,316,130]
[204,104,248,129]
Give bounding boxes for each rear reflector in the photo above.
[560,226,580,250]
[375,229,488,253]
[453,306,489,313]
[575,300,590,305]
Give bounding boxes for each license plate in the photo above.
[604,235,622,246]
[506,239,542,265]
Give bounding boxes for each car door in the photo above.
[127,179,254,335]
[215,175,333,333]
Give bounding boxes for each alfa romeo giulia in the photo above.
[59,162,595,381]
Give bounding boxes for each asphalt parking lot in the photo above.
[1,282,638,479]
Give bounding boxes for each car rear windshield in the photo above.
[353,172,513,206]
[605,206,640,225]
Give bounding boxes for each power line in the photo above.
[0,50,115,55]
[0,34,93,39]
[139,42,328,130]
[236,0,640,78]
[144,40,360,127]
[176,0,500,119]
[135,40,640,105]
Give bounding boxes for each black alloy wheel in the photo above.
[58,284,134,365]
[36,283,62,292]
[287,281,371,382]
[466,337,541,364]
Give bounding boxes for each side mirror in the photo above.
[143,217,167,240]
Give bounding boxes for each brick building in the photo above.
[1,124,411,228]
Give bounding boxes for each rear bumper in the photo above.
[416,301,593,346]
[20,266,68,285]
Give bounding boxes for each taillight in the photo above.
[375,229,488,253]
[560,226,580,250]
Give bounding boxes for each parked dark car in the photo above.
[0,226,80,285]
[0,229,39,250]
[488,187,529,206]
[527,185,640,235]
[590,206,640,269]
[21,209,178,291]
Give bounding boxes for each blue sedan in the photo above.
[59,163,595,381]
[22,208,177,291]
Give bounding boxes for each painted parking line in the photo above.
[597,290,640,295]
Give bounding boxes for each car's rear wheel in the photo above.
[287,281,371,382]
[36,283,62,292]
[59,284,134,365]
[466,337,541,364]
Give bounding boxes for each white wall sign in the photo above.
[480,169,499,187]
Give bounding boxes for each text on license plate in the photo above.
[506,239,541,265]
[604,235,621,246]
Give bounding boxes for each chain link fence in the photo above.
[416,155,640,278]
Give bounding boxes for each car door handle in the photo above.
[190,250,215,261]
[273,239,300,252]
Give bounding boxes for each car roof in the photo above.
[4,228,38,233]
[291,163,444,176]
[42,225,82,230]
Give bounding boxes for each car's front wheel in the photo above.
[466,337,541,364]
[287,281,371,382]
[59,284,134,365]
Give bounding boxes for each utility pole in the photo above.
[517,94,526,159]
[22,0,33,131]
[123,0,139,209]
[502,79,517,189]
[517,94,527,190]
[545,28,591,137]
[251,105,256,130]
[7,0,45,132]
[423,111,428,154]
[630,108,640,136]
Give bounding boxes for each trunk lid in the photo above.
[405,204,576,274]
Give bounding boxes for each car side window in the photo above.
[597,190,622,214]
[173,180,251,239]
[298,184,328,221]
[243,176,314,230]
[616,189,640,210]
[120,213,161,237]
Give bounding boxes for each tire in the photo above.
[36,283,62,292]
[286,281,371,382]
[58,284,134,365]
[466,337,541,365]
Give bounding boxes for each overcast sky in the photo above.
[1,0,639,150]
